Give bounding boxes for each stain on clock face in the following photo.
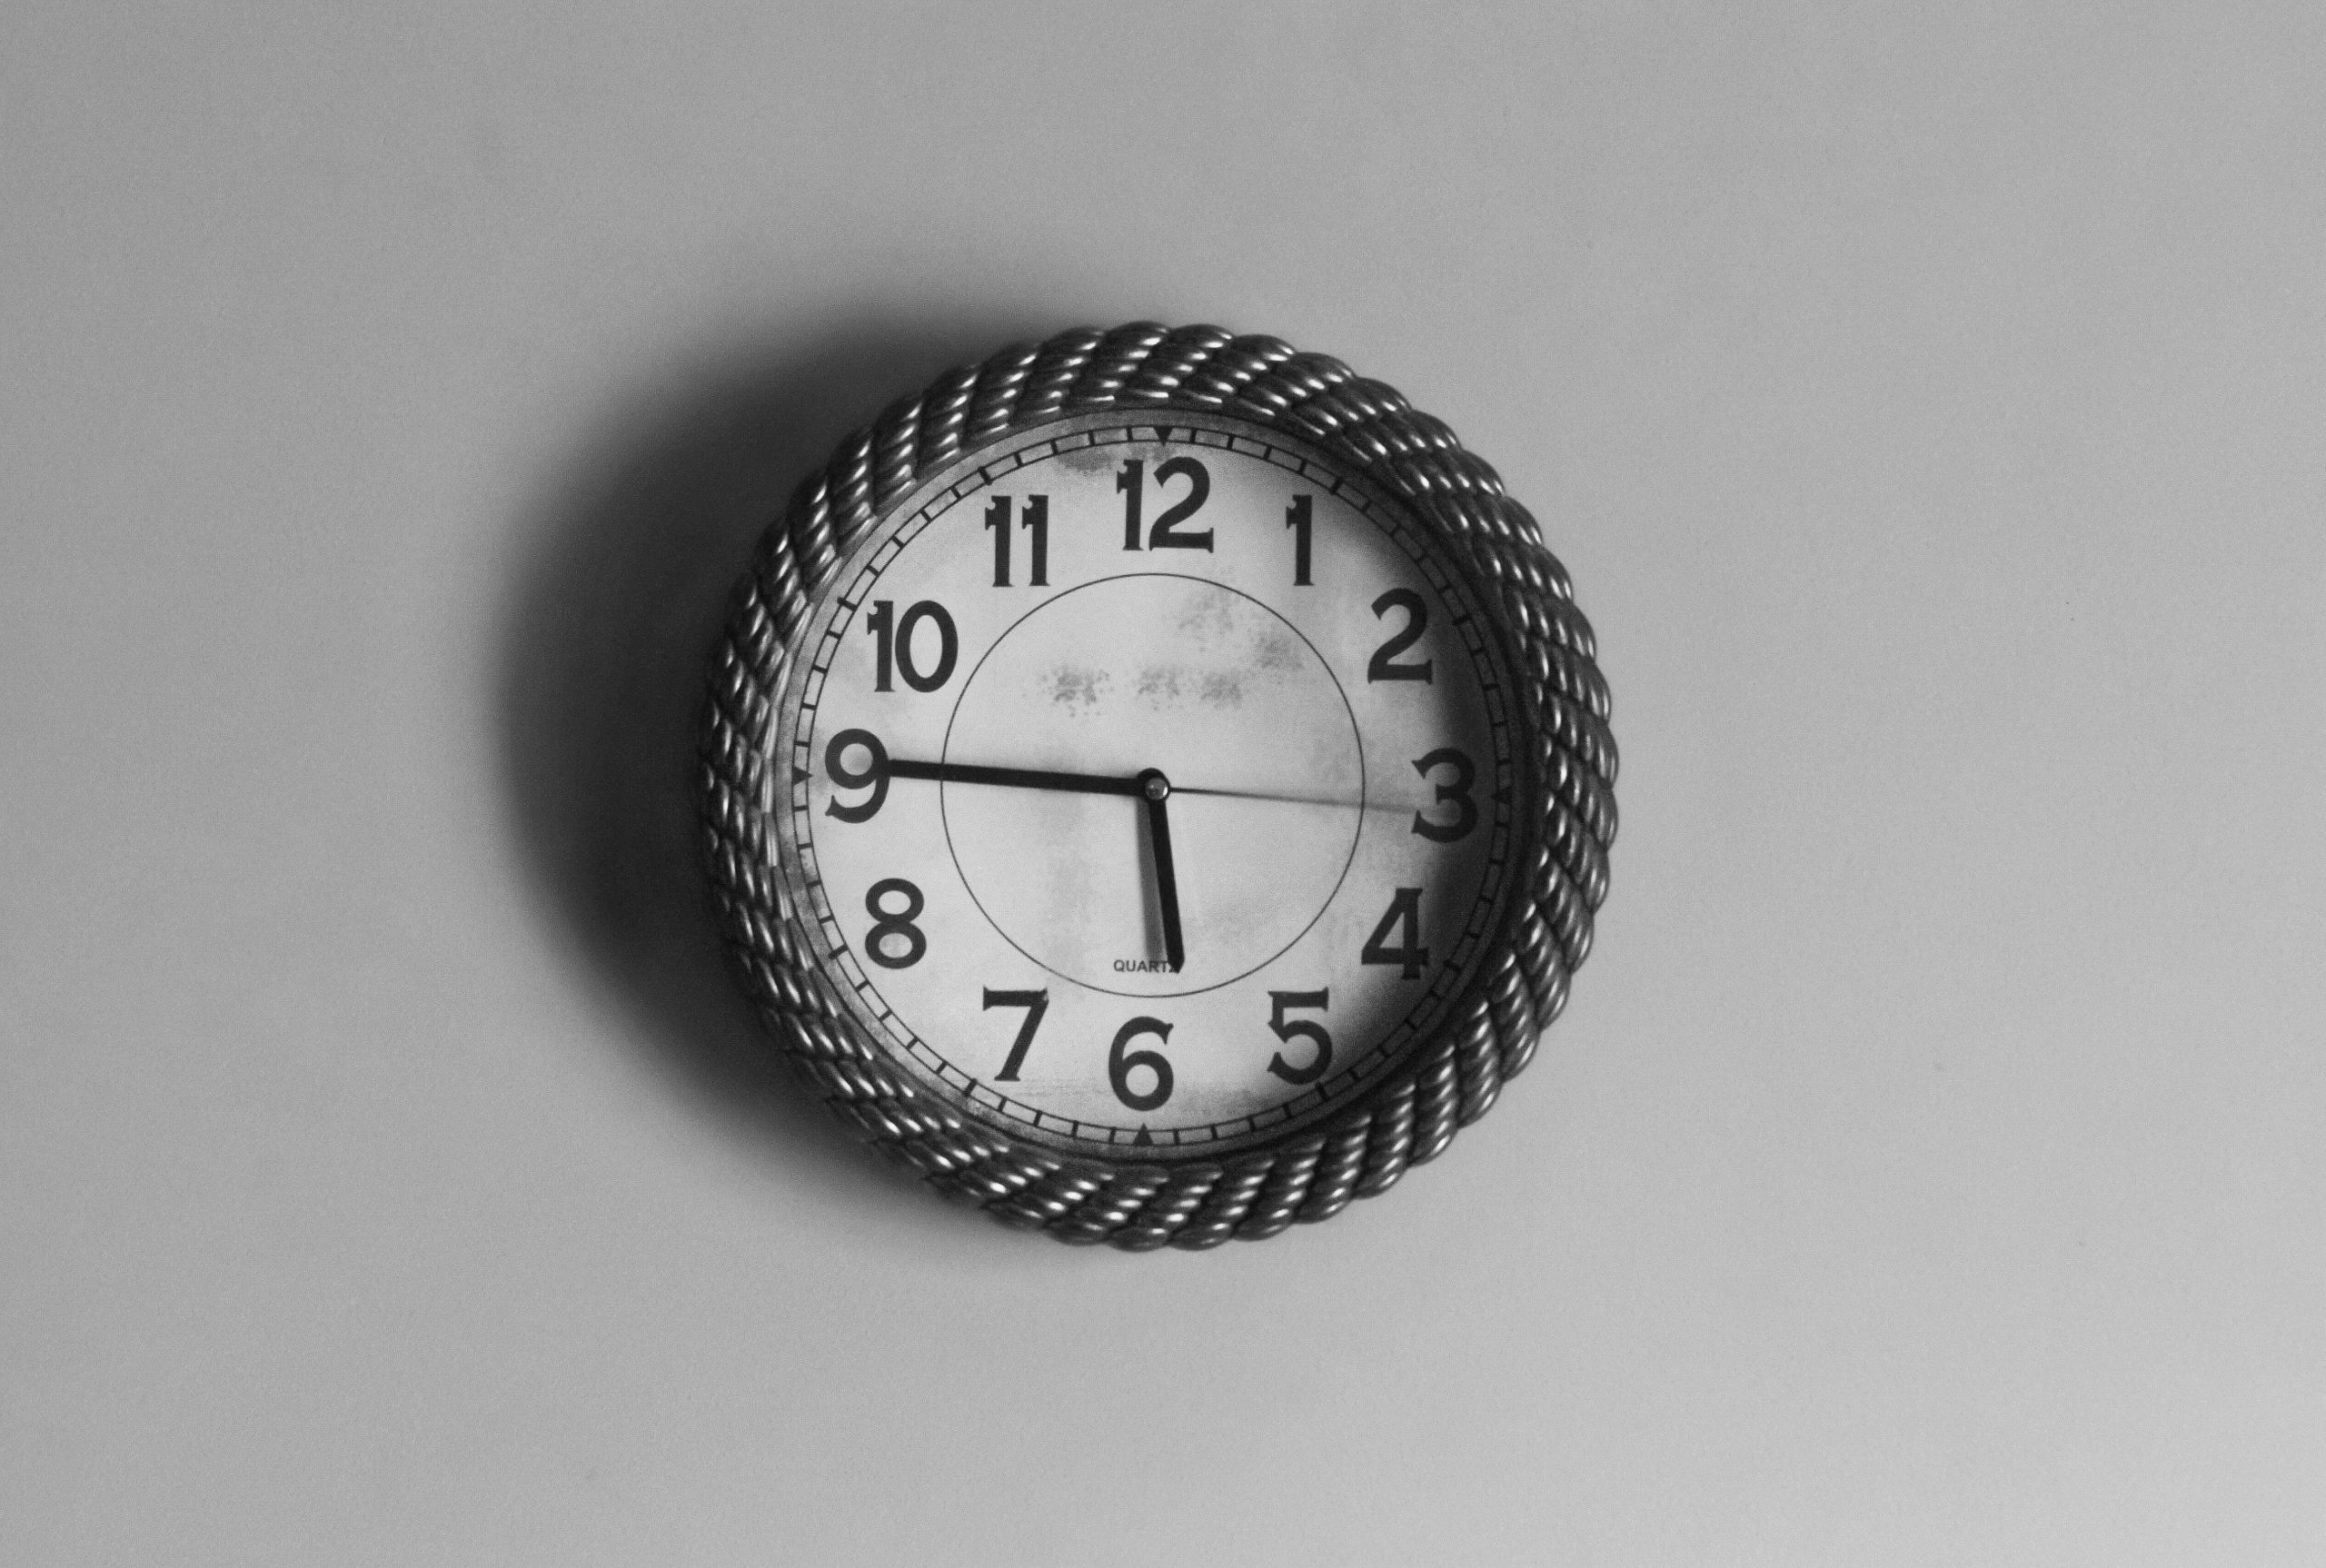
[772,412,1519,1157]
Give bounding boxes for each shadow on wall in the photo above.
[494,312,1059,1229]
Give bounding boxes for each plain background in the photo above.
[5,3,2322,1563]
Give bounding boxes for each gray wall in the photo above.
[5,4,2321,1563]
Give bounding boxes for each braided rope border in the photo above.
[699,323,1615,1249]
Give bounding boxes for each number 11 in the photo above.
[984,495,1049,587]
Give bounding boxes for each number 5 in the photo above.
[1266,990,1332,1085]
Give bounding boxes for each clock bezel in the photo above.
[700,323,1615,1249]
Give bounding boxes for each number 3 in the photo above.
[1409,749,1476,842]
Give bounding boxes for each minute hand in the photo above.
[883,759,1147,797]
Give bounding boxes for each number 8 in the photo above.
[865,878,926,968]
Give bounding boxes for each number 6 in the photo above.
[1108,1017,1175,1112]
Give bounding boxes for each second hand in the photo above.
[883,759,1385,815]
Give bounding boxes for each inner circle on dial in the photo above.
[939,573,1364,999]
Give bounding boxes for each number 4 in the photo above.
[1360,888,1429,979]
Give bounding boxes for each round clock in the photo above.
[701,323,1615,1248]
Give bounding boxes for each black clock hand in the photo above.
[883,759,1147,797]
[883,756,1186,970]
[1138,769,1186,975]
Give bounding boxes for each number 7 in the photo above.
[983,988,1049,1081]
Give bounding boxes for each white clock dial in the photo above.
[770,411,1519,1156]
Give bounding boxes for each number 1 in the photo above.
[1287,494,1313,586]
[1118,460,1143,551]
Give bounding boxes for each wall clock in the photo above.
[701,323,1615,1248]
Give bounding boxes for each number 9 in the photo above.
[824,729,890,822]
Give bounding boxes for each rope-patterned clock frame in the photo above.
[700,323,1615,1249]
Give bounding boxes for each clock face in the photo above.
[770,410,1521,1158]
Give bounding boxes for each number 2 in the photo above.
[1367,590,1433,683]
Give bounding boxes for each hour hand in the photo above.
[1138,769,1185,974]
